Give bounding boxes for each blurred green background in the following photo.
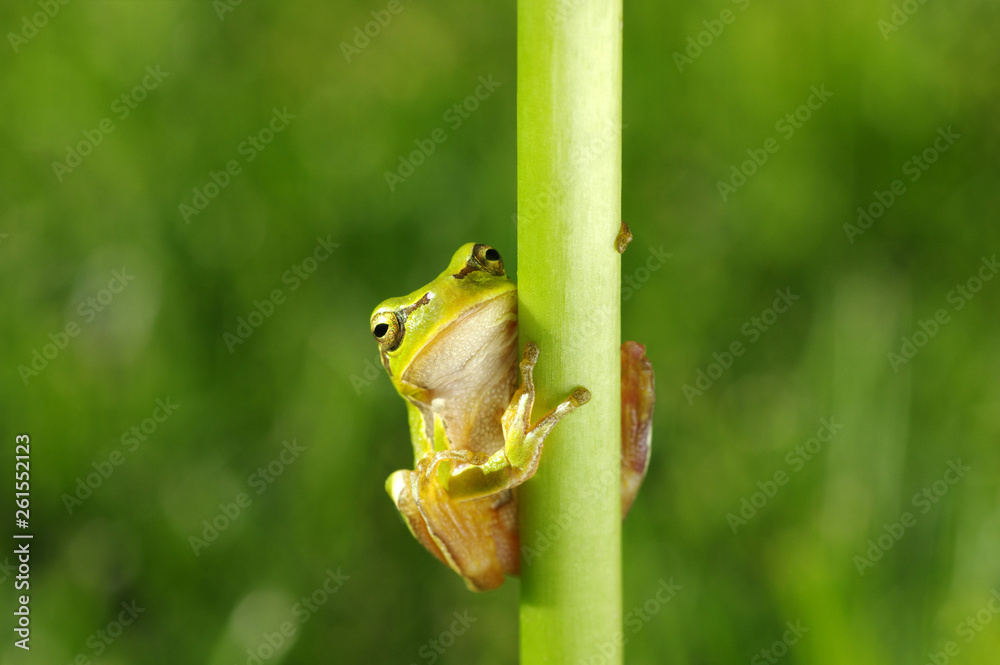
[2,0,999,663]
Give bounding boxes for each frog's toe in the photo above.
[421,449,489,484]
[570,387,591,407]
[522,341,540,365]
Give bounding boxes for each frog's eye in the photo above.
[472,244,505,276]
[371,311,403,352]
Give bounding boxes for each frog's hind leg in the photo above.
[386,469,450,566]
[621,341,654,518]
[386,464,519,591]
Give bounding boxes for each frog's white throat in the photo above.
[403,293,518,453]
[403,292,518,397]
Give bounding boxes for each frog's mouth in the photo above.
[402,291,518,399]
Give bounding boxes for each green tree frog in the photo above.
[370,243,654,591]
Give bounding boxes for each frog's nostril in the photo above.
[373,323,389,338]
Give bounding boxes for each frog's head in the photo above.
[369,243,517,401]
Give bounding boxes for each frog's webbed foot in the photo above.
[621,341,654,518]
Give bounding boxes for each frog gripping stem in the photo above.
[502,342,590,475]
[384,341,592,591]
[373,242,649,596]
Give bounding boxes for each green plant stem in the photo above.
[517,0,623,663]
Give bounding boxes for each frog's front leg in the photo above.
[437,341,653,517]
[442,342,590,500]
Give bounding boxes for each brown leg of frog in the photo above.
[387,467,518,591]
[620,341,654,518]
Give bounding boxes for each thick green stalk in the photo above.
[517,0,623,663]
